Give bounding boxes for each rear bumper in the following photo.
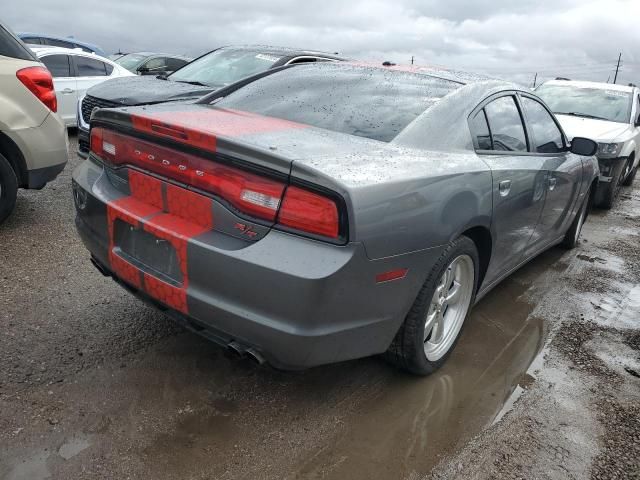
[77,126,90,159]
[72,158,440,369]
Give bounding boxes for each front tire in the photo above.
[561,187,591,249]
[597,159,626,209]
[622,156,637,186]
[385,236,479,375]
[0,153,18,225]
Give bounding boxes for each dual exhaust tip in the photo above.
[227,341,266,366]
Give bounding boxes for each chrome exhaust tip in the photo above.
[245,348,266,366]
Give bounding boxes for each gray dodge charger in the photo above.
[72,62,599,375]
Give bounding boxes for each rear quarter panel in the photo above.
[0,56,50,130]
[291,150,493,259]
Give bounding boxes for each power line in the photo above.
[613,52,622,84]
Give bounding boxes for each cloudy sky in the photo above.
[4,0,639,86]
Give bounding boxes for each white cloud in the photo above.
[3,0,638,85]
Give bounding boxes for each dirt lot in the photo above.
[1,133,639,480]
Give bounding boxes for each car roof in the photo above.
[18,32,103,51]
[121,51,193,60]
[31,46,119,64]
[216,44,345,60]
[541,79,635,92]
[310,61,500,85]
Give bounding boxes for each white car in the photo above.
[536,80,640,208]
[31,46,133,127]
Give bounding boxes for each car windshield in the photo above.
[169,48,282,88]
[115,53,147,72]
[536,84,632,123]
[214,64,460,142]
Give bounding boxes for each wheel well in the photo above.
[461,226,492,290]
[0,132,28,188]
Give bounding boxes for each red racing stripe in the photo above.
[106,170,214,314]
[130,108,306,152]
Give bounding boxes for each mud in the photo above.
[1,134,639,479]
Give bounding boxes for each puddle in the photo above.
[291,257,549,480]
[58,435,91,460]
[2,451,50,480]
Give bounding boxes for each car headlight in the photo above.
[597,142,623,158]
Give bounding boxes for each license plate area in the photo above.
[113,219,183,286]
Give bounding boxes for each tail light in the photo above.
[16,67,57,112]
[90,127,344,240]
[278,186,339,238]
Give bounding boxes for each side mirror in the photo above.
[570,137,598,157]
[137,67,149,75]
[635,117,640,127]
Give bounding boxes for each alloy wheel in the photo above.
[423,254,475,361]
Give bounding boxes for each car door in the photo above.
[40,53,77,126]
[72,55,111,113]
[469,94,548,286]
[519,94,583,247]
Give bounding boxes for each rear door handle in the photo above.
[61,88,75,94]
[548,177,557,191]
[498,180,511,197]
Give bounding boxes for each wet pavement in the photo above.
[1,134,638,480]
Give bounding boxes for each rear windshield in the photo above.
[0,25,37,61]
[169,48,282,88]
[214,64,460,142]
[536,84,632,124]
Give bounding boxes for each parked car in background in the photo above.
[536,80,640,208]
[76,45,344,157]
[0,23,67,224]
[18,32,106,56]
[72,62,598,375]
[114,52,192,76]
[108,52,127,61]
[32,47,133,126]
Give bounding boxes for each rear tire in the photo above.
[561,187,590,249]
[385,236,479,375]
[0,153,18,225]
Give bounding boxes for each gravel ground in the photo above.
[0,134,639,480]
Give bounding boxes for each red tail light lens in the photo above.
[278,186,340,239]
[90,127,344,240]
[16,67,57,112]
[90,127,285,221]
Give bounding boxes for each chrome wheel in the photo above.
[424,254,474,361]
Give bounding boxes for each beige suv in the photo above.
[0,22,67,223]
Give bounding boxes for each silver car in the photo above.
[72,63,598,375]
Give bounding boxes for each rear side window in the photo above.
[0,25,37,61]
[215,64,460,142]
[104,63,114,75]
[469,110,492,150]
[521,97,564,153]
[41,54,71,77]
[76,56,108,76]
[484,96,528,152]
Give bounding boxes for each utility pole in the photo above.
[411,56,414,65]
[532,73,537,88]
[613,52,622,84]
